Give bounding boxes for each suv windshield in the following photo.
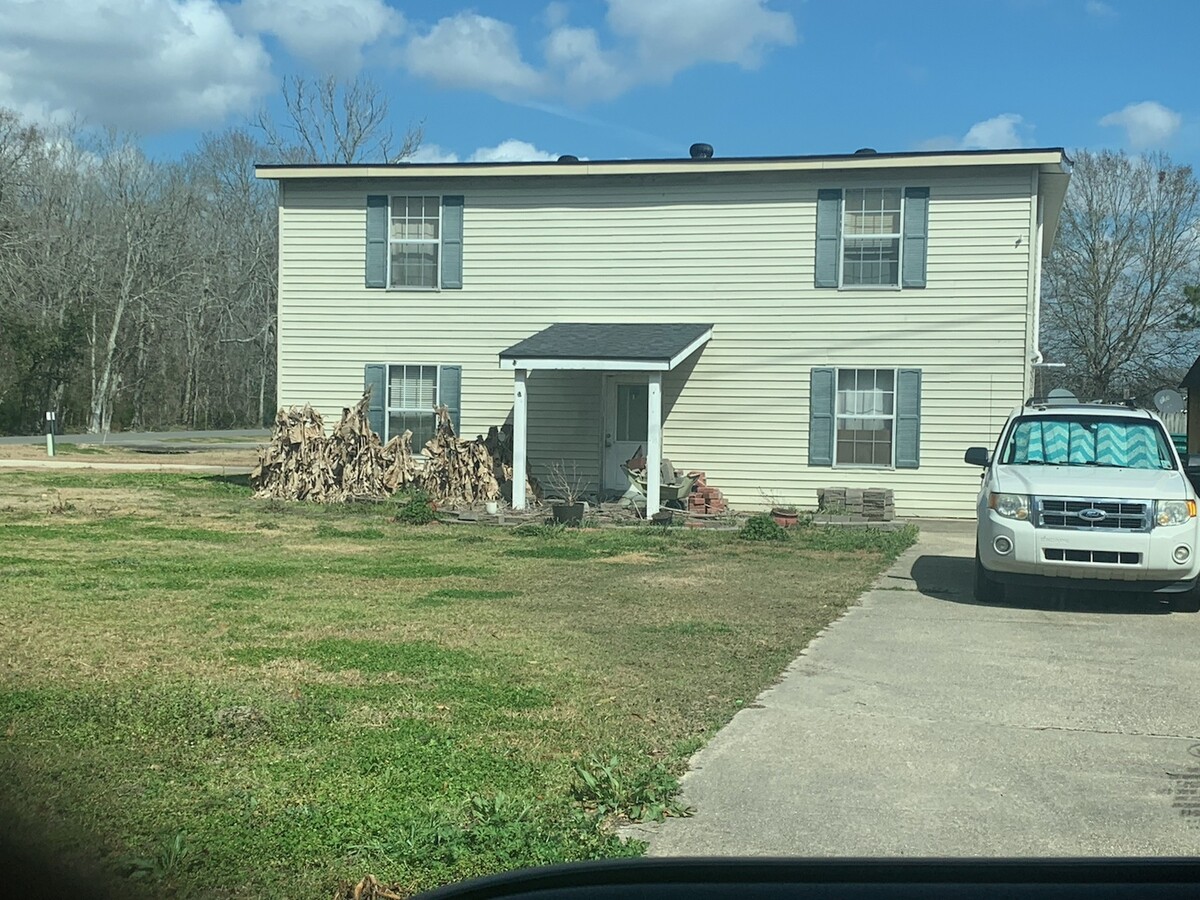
[999,415,1176,470]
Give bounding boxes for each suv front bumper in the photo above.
[977,510,1200,593]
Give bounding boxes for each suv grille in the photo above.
[1036,498,1149,531]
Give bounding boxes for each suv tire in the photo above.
[974,549,1005,603]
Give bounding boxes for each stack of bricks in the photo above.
[863,488,895,521]
[686,471,727,514]
[817,486,895,521]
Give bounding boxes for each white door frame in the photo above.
[600,373,663,513]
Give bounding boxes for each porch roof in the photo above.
[498,323,713,371]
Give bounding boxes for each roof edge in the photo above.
[256,148,1068,180]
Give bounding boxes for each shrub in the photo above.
[738,514,789,542]
[393,490,437,525]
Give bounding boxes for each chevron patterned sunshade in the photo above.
[1007,418,1168,469]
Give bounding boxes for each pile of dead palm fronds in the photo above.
[420,407,500,503]
[334,874,408,900]
[250,391,529,505]
[250,394,408,501]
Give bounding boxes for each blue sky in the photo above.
[1,0,1195,167]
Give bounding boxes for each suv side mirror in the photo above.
[964,447,991,467]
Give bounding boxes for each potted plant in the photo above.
[547,461,588,526]
[771,504,800,528]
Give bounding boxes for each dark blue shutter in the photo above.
[815,189,842,288]
[902,187,929,288]
[809,367,836,466]
[441,195,464,289]
[895,368,922,468]
[439,365,462,436]
[365,195,388,288]
[364,364,386,437]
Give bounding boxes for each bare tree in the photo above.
[1042,149,1200,399]
[253,74,422,164]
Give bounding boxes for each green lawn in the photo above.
[0,471,915,898]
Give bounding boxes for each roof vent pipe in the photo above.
[557,154,579,163]
[854,147,877,155]
[689,142,714,159]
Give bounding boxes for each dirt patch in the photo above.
[0,444,257,467]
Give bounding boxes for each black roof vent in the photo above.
[689,142,714,159]
[854,147,878,155]
[557,154,579,163]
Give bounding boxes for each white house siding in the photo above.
[275,165,1038,517]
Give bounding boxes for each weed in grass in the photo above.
[121,832,191,882]
[791,523,918,559]
[572,755,693,823]
[254,520,280,530]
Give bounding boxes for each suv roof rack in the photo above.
[1023,396,1141,410]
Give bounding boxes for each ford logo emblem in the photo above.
[1078,508,1107,521]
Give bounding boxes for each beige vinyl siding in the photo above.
[275,167,1037,517]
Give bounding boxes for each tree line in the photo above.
[0,85,1197,434]
[0,77,415,435]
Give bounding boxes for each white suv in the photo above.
[965,399,1200,607]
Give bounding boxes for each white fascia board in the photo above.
[667,328,713,369]
[257,150,1067,182]
[498,357,670,371]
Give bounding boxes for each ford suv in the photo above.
[964,399,1200,607]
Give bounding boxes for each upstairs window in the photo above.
[814,187,928,290]
[365,195,463,290]
[842,188,902,287]
[390,196,440,289]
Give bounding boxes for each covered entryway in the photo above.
[499,323,713,514]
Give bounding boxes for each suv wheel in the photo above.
[974,548,1005,603]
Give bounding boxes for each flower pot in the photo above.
[772,506,799,528]
[485,501,499,515]
[551,501,585,526]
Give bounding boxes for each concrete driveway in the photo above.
[644,520,1200,857]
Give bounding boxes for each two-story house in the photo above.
[256,146,1070,517]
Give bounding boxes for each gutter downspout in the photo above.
[1031,191,1046,368]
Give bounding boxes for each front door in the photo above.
[603,376,649,495]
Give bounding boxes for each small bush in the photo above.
[393,490,437,525]
[738,514,789,542]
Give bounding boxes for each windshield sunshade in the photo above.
[1002,417,1173,469]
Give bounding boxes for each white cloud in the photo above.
[915,114,1031,152]
[0,0,271,132]
[1085,0,1117,17]
[232,0,404,72]
[401,0,796,105]
[403,13,544,99]
[961,113,1028,149]
[605,0,797,77]
[406,139,559,164]
[1099,100,1182,148]
[470,139,558,163]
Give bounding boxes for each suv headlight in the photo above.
[989,492,1030,520]
[1155,499,1197,527]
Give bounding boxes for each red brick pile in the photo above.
[686,471,727,514]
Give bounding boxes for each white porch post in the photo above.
[646,372,662,517]
[512,369,528,510]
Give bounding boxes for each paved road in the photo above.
[642,521,1200,857]
[0,428,268,446]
